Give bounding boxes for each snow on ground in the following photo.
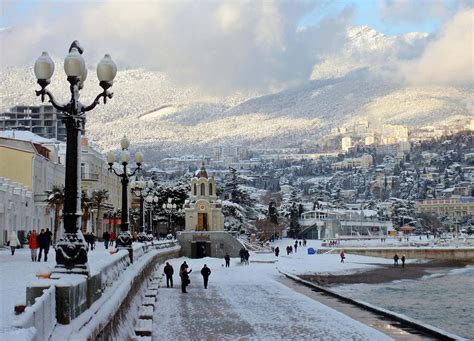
[0,242,125,335]
[152,244,394,340]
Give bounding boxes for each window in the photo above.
[193,183,197,195]
[201,183,205,196]
[209,183,213,196]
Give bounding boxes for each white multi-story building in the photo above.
[341,136,352,152]
[0,134,65,243]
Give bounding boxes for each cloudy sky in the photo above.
[0,0,472,93]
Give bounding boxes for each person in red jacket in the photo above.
[28,230,39,262]
[109,230,116,247]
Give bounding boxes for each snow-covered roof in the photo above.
[0,130,54,143]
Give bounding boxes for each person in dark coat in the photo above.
[37,229,50,262]
[239,248,245,263]
[200,264,211,289]
[294,241,298,253]
[401,255,406,268]
[393,254,399,266]
[244,249,250,265]
[275,246,280,257]
[163,262,174,288]
[224,253,230,267]
[45,228,53,246]
[180,266,192,293]
[103,231,110,249]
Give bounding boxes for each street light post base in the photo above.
[54,232,90,276]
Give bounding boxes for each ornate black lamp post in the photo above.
[34,41,116,275]
[162,198,182,236]
[106,137,143,253]
[130,177,154,242]
[145,194,159,240]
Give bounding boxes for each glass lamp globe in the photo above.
[34,52,55,81]
[106,151,115,164]
[64,47,85,77]
[97,54,117,82]
[120,136,130,150]
[162,203,166,209]
[130,180,136,189]
[135,152,144,164]
[120,150,130,164]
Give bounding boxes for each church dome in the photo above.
[195,163,208,179]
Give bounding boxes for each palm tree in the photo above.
[81,191,92,233]
[91,189,109,236]
[44,185,65,243]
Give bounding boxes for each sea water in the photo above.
[333,266,474,339]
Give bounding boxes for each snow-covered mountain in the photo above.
[1,26,472,160]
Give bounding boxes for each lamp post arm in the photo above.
[82,87,114,113]
[128,165,142,178]
[108,166,123,177]
[35,88,68,112]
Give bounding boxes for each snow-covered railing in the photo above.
[13,285,56,341]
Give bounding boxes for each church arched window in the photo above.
[201,183,205,196]
[209,183,213,196]
[193,183,197,195]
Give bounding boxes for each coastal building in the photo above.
[299,209,393,239]
[415,197,474,219]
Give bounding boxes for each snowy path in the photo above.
[152,256,392,340]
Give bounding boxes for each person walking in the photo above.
[45,228,53,246]
[180,265,192,293]
[244,249,250,265]
[275,246,280,257]
[393,254,399,266]
[37,229,50,262]
[109,230,116,247]
[28,230,39,262]
[200,264,211,289]
[340,249,345,263]
[294,241,298,253]
[8,231,20,255]
[224,253,230,267]
[401,255,406,268]
[163,262,174,288]
[239,248,245,263]
[102,231,110,249]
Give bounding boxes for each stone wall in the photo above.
[177,231,244,258]
[325,247,474,261]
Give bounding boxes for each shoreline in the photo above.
[299,260,471,286]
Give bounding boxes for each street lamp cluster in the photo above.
[106,136,143,251]
[162,198,182,236]
[34,41,116,275]
[130,177,156,241]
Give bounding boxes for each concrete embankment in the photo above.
[279,271,465,340]
[319,247,474,261]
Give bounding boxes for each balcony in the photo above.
[81,172,99,181]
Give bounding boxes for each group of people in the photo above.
[393,254,406,267]
[239,248,250,264]
[27,229,52,262]
[83,230,117,251]
[163,261,212,293]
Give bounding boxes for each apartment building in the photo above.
[0,105,67,141]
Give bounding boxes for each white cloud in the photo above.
[400,8,474,86]
[0,0,352,93]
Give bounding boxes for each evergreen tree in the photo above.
[267,200,279,225]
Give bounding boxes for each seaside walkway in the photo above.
[151,257,391,340]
